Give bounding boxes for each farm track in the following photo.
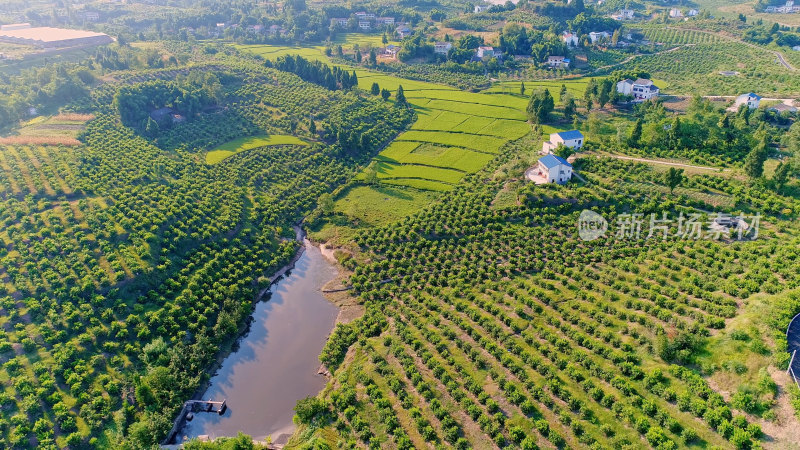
[586,152,725,171]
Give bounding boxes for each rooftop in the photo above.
[0,26,109,43]
[739,92,762,100]
[555,129,584,141]
[539,154,572,169]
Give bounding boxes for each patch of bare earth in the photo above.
[760,367,800,449]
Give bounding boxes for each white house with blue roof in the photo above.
[534,154,573,184]
[734,93,761,110]
[542,129,584,154]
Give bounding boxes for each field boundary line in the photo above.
[378,161,469,173]
[393,139,501,155]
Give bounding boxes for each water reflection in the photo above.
[180,241,339,443]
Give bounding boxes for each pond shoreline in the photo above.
[165,224,338,446]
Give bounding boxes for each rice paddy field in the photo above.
[205,134,308,164]
[237,39,537,193]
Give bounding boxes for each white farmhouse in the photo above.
[542,130,584,153]
[535,154,573,184]
[734,92,762,109]
[562,31,579,46]
[766,0,800,13]
[616,78,660,101]
[612,9,635,20]
[793,45,800,51]
[546,55,570,68]
[476,46,497,59]
[589,31,611,44]
[687,9,699,16]
[669,8,683,18]
[474,4,490,12]
[434,41,452,54]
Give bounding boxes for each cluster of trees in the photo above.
[526,88,555,123]
[114,74,222,129]
[616,97,780,170]
[0,63,95,131]
[498,23,571,62]
[268,55,358,90]
[397,33,435,62]
[583,77,619,110]
[744,22,800,48]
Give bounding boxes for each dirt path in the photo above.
[582,152,725,171]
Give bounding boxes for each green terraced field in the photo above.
[396,130,507,152]
[374,160,465,184]
[377,142,494,173]
[235,44,532,195]
[206,134,308,164]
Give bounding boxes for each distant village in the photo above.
[764,0,800,14]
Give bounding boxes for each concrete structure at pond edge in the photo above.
[542,130,584,154]
[0,23,112,48]
[616,78,660,101]
[734,93,762,110]
[527,154,573,184]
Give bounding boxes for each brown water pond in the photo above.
[179,240,339,444]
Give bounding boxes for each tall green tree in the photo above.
[396,85,406,104]
[773,161,793,192]
[371,82,380,95]
[526,89,554,123]
[743,145,768,179]
[563,97,577,122]
[629,118,643,146]
[318,193,334,215]
[663,167,684,194]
